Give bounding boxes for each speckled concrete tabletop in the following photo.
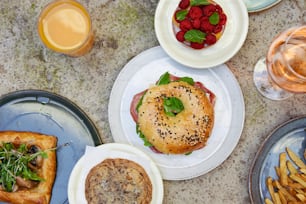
[0,0,306,203]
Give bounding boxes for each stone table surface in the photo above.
[0,0,305,203]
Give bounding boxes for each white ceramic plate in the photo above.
[244,0,282,13]
[108,46,245,180]
[68,143,163,204]
[154,0,249,69]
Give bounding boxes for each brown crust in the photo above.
[138,81,214,154]
[85,158,152,204]
[0,131,57,204]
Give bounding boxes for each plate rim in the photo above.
[0,89,102,204]
[245,0,282,13]
[108,46,245,180]
[154,0,249,69]
[248,115,306,204]
[68,143,164,204]
[0,89,101,145]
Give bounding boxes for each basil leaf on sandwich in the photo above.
[163,97,184,117]
[157,72,195,86]
[179,76,194,85]
[136,125,153,147]
[156,72,171,85]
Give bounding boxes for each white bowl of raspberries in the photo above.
[155,0,249,68]
[173,0,227,49]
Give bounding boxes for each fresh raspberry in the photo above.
[213,24,223,33]
[179,0,190,9]
[219,13,227,25]
[215,4,223,14]
[192,18,201,29]
[176,31,186,42]
[188,6,203,19]
[202,4,217,16]
[205,34,217,45]
[200,16,209,22]
[190,42,204,49]
[180,19,193,32]
[200,20,214,33]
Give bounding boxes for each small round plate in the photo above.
[249,116,306,203]
[68,143,164,204]
[108,46,245,180]
[244,0,282,13]
[154,0,249,69]
[0,90,101,204]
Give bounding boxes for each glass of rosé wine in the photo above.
[253,25,306,100]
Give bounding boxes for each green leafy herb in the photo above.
[136,92,146,113]
[0,142,54,192]
[175,10,188,21]
[163,97,184,117]
[136,125,153,147]
[185,152,193,155]
[190,0,210,6]
[156,72,171,85]
[209,12,220,25]
[178,77,194,85]
[184,29,206,43]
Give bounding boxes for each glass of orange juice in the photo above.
[37,0,94,57]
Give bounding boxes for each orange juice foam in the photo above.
[38,0,94,56]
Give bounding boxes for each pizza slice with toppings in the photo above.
[0,131,57,204]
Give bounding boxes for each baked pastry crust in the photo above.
[0,131,57,204]
[85,158,152,204]
[138,81,214,154]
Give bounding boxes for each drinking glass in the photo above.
[37,0,94,57]
[253,25,306,100]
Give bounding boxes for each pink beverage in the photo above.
[266,26,306,93]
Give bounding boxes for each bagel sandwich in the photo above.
[130,72,215,154]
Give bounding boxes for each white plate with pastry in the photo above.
[108,46,245,180]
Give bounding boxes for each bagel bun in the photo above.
[137,81,214,154]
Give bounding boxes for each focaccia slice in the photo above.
[0,131,57,204]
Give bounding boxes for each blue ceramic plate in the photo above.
[248,116,306,203]
[0,90,101,204]
[244,0,282,13]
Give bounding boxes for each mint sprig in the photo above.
[190,0,210,6]
[209,12,220,25]
[184,29,206,43]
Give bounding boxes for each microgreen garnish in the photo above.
[163,97,184,117]
[184,29,206,43]
[0,142,57,192]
